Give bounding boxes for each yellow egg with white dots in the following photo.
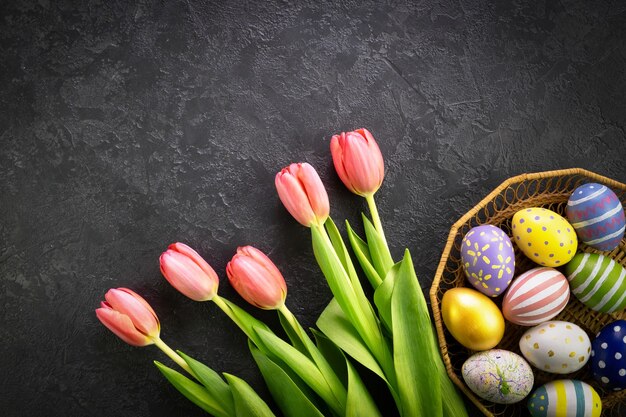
[512,207,577,267]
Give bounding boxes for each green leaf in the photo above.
[440,366,469,417]
[373,262,399,333]
[345,358,382,417]
[344,221,374,265]
[250,342,327,417]
[313,329,383,417]
[177,351,235,416]
[224,373,276,417]
[312,223,397,401]
[324,217,361,289]
[311,329,349,384]
[253,325,345,416]
[346,221,383,288]
[313,224,386,359]
[155,361,229,417]
[214,297,272,350]
[316,299,386,383]
[278,307,347,410]
[323,220,387,354]
[311,225,364,338]
[428,327,469,417]
[391,250,442,417]
[278,312,309,356]
[362,214,394,279]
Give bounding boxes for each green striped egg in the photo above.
[565,253,626,313]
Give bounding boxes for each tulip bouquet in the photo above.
[96,129,468,417]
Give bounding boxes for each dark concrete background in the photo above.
[1,0,625,416]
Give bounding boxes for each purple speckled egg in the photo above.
[461,225,515,297]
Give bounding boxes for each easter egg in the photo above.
[591,320,626,390]
[502,267,569,326]
[566,183,625,251]
[519,321,591,374]
[564,252,626,313]
[512,208,577,267]
[527,380,601,417]
[442,287,505,350]
[461,225,515,297]
[462,349,533,404]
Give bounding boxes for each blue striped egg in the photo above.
[591,320,626,390]
[527,380,601,417]
[566,183,625,251]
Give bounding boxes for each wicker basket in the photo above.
[429,168,626,416]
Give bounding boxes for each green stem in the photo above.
[365,194,388,247]
[212,295,250,339]
[277,304,298,333]
[315,224,345,264]
[153,337,195,377]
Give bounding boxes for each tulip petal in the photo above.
[160,250,218,302]
[330,134,351,190]
[330,129,384,196]
[96,307,153,346]
[105,288,160,337]
[117,288,159,319]
[227,248,286,310]
[238,246,286,291]
[298,163,330,224]
[229,257,276,308]
[275,168,317,227]
[358,128,385,185]
[168,242,219,282]
[343,132,376,195]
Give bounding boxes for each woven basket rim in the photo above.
[429,168,626,416]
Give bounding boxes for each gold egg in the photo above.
[442,287,505,350]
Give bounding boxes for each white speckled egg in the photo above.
[462,349,534,404]
[519,321,591,374]
[512,208,577,267]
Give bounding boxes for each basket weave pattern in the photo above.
[429,169,626,416]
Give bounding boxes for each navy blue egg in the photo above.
[591,319,626,390]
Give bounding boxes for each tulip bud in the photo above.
[160,242,220,302]
[330,128,384,196]
[275,162,330,227]
[226,246,287,310]
[96,288,160,346]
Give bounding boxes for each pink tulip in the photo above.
[96,288,160,346]
[275,162,329,227]
[160,243,219,302]
[226,246,287,310]
[330,128,384,196]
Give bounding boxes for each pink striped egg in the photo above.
[503,267,570,326]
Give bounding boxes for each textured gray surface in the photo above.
[1,0,626,416]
